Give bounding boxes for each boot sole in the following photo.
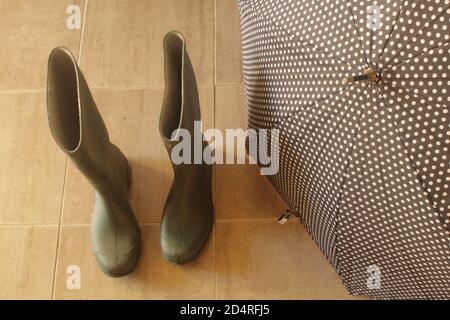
[98,144,140,278]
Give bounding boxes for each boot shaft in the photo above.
[160,32,212,181]
[46,47,126,197]
[161,31,201,147]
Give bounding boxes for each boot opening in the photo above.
[47,48,81,152]
[161,32,185,140]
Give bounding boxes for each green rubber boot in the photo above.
[159,32,214,264]
[46,47,141,277]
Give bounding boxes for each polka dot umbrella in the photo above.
[238,0,450,299]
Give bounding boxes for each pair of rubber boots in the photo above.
[46,32,214,277]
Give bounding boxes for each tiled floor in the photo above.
[0,0,361,300]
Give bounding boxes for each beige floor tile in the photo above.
[216,221,363,300]
[215,164,286,220]
[215,85,284,220]
[0,92,66,224]
[0,226,58,299]
[62,87,214,224]
[214,85,246,165]
[215,0,243,84]
[80,0,214,88]
[53,225,214,299]
[0,0,84,90]
[215,85,246,132]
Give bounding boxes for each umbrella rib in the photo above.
[383,40,450,71]
[388,77,449,80]
[273,85,354,129]
[378,85,439,216]
[369,28,374,66]
[373,130,430,299]
[373,91,446,298]
[381,73,448,104]
[334,85,371,276]
[285,85,369,264]
[375,0,408,67]
[335,84,371,208]
[302,84,370,174]
[275,84,369,199]
[244,83,354,126]
[347,0,370,66]
[245,0,360,72]
[380,5,449,71]
[301,86,371,220]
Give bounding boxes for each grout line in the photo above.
[56,222,161,227]
[213,223,217,300]
[0,219,279,226]
[89,84,216,91]
[213,0,218,88]
[51,0,89,300]
[0,85,216,95]
[0,89,46,95]
[77,0,89,64]
[59,223,90,227]
[57,220,280,226]
[138,222,162,226]
[215,83,244,87]
[216,218,280,223]
[50,156,68,300]
[213,0,218,301]
[0,224,60,228]
[91,85,166,91]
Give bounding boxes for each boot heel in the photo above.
[120,147,133,193]
[125,159,132,192]
[111,143,133,192]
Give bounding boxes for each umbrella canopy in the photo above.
[238,0,450,299]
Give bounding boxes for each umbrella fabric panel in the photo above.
[337,85,450,299]
[240,0,298,129]
[347,0,406,65]
[378,1,450,69]
[246,0,367,70]
[239,0,356,130]
[383,42,450,105]
[275,84,370,266]
[379,85,450,231]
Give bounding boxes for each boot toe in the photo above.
[160,235,207,265]
[160,212,213,265]
[94,244,141,277]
